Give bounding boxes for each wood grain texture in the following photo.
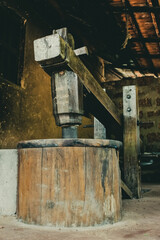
[123,85,141,198]
[17,138,122,149]
[33,34,66,66]
[94,117,106,139]
[34,33,121,125]
[51,70,83,126]
[121,180,133,199]
[17,148,42,224]
[65,38,121,125]
[17,140,122,227]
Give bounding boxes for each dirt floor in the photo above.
[0,184,160,240]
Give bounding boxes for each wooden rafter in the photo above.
[130,37,160,42]
[110,5,160,13]
[127,44,145,75]
[132,54,160,58]
[124,0,158,77]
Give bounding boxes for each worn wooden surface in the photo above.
[80,55,105,84]
[34,33,121,126]
[94,88,106,139]
[121,180,133,199]
[17,139,122,227]
[65,37,121,126]
[17,138,122,149]
[34,34,66,66]
[94,117,106,139]
[123,85,141,198]
[51,70,83,126]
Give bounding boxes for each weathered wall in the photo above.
[0,149,18,215]
[105,77,160,152]
[0,19,93,149]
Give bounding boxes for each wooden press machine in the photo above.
[17,28,122,227]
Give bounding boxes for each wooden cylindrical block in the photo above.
[17,139,122,227]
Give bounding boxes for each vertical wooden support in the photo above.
[51,70,83,127]
[123,85,141,198]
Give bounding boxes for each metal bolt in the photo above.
[127,94,131,99]
[127,107,131,112]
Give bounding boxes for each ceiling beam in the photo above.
[110,5,160,13]
[108,64,160,72]
[150,0,160,35]
[130,37,160,42]
[126,45,146,75]
[132,54,160,58]
[125,0,158,77]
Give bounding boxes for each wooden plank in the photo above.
[123,85,141,198]
[84,146,122,224]
[17,148,42,223]
[121,180,133,199]
[40,148,57,225]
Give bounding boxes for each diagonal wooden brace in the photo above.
[34,31,121,126]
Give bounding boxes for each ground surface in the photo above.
[0,184,160,240]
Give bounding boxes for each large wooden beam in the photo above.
[123,85,141,198]
[34,33,121,126]
[66,43,121,125]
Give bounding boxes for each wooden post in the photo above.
[94,117,106,139]
[94,88,106,139]
[35,28,86,138]
[51,70,83,129]
[123,85,141,198]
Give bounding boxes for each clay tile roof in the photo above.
[108,0,160,78]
